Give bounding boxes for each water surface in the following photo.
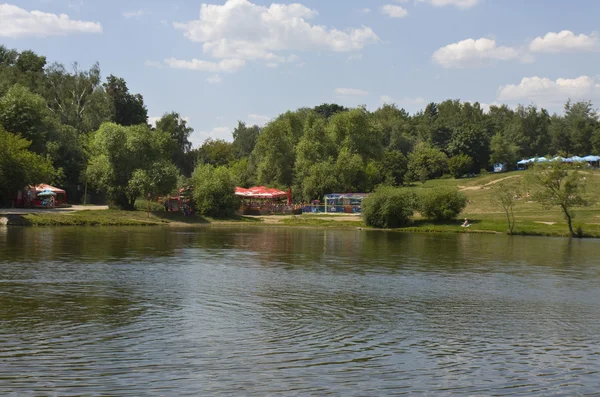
[1,226,600,396]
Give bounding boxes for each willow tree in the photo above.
[527,162,591,237]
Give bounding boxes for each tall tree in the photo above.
[0,84,55,153]
[103,75,147,126]
[86,123,178,209]
[232,121,260,157]
[45,62,112,133]
[155,112,193,175]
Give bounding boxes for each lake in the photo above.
[1,226,600,396]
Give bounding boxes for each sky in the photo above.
[2,0,600,147]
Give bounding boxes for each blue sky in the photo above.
[2,0,600,147]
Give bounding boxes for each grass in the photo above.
[12,170,600,238]
[283,169,600,238]
[21,210,263,227]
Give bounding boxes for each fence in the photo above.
[302,204,363,214]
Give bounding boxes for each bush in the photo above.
[448,154,473,179]
[363,186,417,228]
[134,199,166,212]
[419,187,467,221]
[191,164,238,217]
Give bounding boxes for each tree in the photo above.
[0,127,55,205]
[86,123,177,210]
[103,75,147,126]
[301,160,340,201]
[191,163,238,217]
[448,154,473,179]
[197,138,234,167]
[327,107,383,161]
[491,181,521,234]
[253,117,296,187]
[381,149,408,186]
[564,100,598,156]
[419,187,467,221]
[526,162,592,237]
[45,62,112,133]
[407,142,448,182]
[155,112,193,175]
[313,103,348,119]
[0,84,55,153]
[489,133,518,169]
[363,186,417,228]
[232,121,260,157]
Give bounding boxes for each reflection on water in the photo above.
[1,226,600,395]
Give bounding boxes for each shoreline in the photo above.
[3,209,600,239]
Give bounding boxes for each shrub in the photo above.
[419,187,467,221]
[191,164,238,217]
[448,154,473,179]
[363,186,417,228]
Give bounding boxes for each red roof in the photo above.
[31,184,66,194]
[235,186,288,199]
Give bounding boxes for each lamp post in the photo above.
[147,192,151,218]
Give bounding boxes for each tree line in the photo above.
[1,45,600,210]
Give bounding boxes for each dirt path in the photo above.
[459,175,522,191]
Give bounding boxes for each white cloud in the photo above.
[336,88,369,96]
[433,38,522,68]
[348,53,363,61]
[173,0,378,67]
[248,114,271,126]
[148,116,160,127]
[123,9,150,19]
[381,5,408,18]
[206,74,222,84]
[359,8,371,13]
[418,0,479,8]
[497,75,600,107]
[529,30,599,53]
[0,3,102,37]
[144,60,163,68]
[164,57,246,73]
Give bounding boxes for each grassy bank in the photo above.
[19,210,262,227]
[9,169,600,238]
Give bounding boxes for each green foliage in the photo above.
[232,121,260,157]
[86,123,178,210]
[0,127,55,205]
[327,107,382,161]
[419,187,467,221]
[155,112,193,175]
[253,116,296,187]
[301,160,339,201]
[362,186,417,228]
[313,103,348,119]
[526,162,592,237]
[0,84,55,153]
[45,62,112,133]
[381,149,408,186]
[489,133,518,168]
[198,138,234,167]
[229,157,255,188]
[407,142,448,182]
[191,164,238,217]
[448,154,473,179]
[103,75,147,126]
[491,181,520,234]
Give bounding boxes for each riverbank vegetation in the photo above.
[2,45,600,238]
